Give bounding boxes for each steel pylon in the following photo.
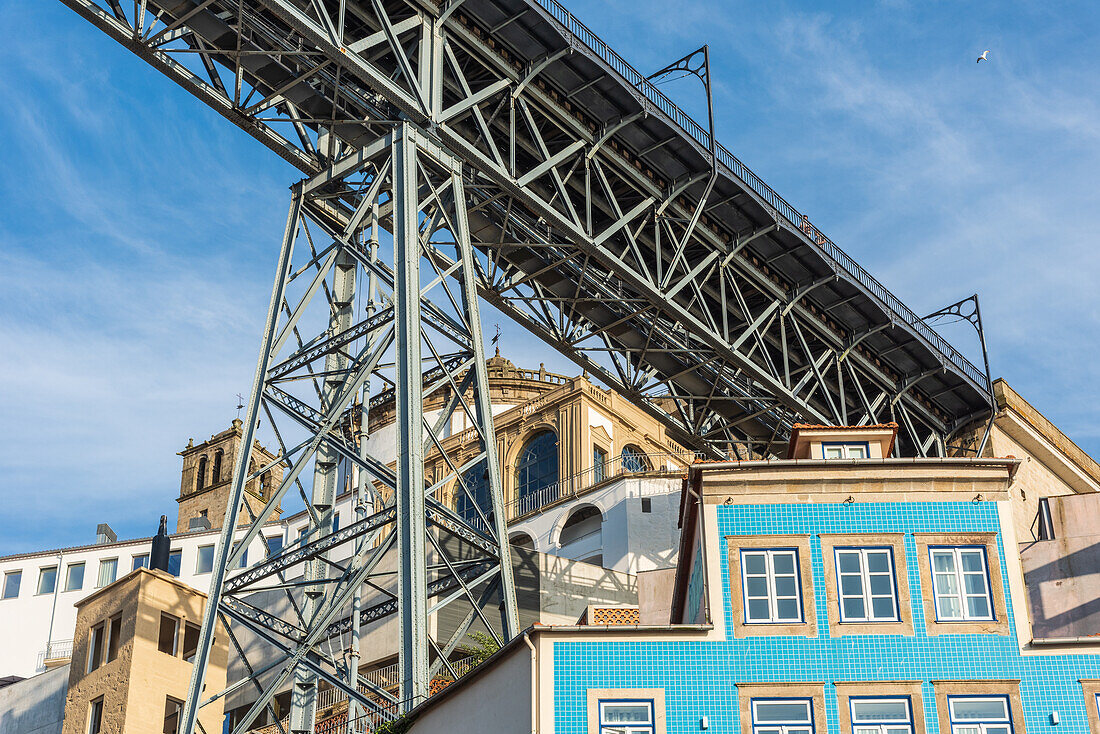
[180,122,519,734]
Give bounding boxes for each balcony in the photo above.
[37,639,73,670]
[504,450,693,522]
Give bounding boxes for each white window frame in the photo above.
[835,548,899,622]
[741,549,803,624]
[823,443,868,459]
[597,698,655,734]
[87,696,104,734]
[751,698,813,734]
[195,545,215,575]
[947,695,1012,734]
[37,566,58,595]
[96,558,118,589]
[87,621,105,673]
[265,534,284,558]
[167,549,182,577]
[2,570,20,599]
[64,562,85,592]
[232,542,248,570]
[930,547,994,622]
[850,697,913,734]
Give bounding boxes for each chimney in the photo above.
[150,515,171,572]
[95,523,117,545]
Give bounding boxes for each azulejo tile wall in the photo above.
[553,501,1100,733]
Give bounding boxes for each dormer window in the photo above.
[822,443,868,460]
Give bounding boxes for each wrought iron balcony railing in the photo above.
[502,450,695,523]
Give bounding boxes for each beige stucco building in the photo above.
[60,567,228,734]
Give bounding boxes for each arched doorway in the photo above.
[558,505,603,567]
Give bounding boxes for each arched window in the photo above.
[621,444,650,473]
[509,533,535,549]
[515,431,558,501]
[212,450,224,484]
[559,506,602,546]
[260,472,271,499]
[196,456,208,491]
[456,465,490,527]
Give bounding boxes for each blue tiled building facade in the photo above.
[404,424,1100,734]
[534,420,1100,734]
[553,498,1100,733]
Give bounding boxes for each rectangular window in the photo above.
[167,550,182,577]
[65,562,85,592]
[195,545,215,574]
[158,613,179,656]
[182,622,200,663]
[593,447,608,483]
[2,571,20,599]
[823,443,868,459]
[598,699,654,734]
[836,548,899,622]
[947,696,1012,734]
[265,534,284,558]
[850,697,913,734]
[38,566,57,595]
[332,513,340,533]
[106,615,122,663]
[87,622,105,673]
[88,697,104,734]
[751,698,813,734]
[1036,498,1055,541]
[930,548,994,621]
[741,549,802,623]
[232,542,248,569]
[97,559,118,588]
[132,554,149,571]
[163,696,183,734]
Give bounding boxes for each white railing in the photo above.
[495,450,694,523]
[37,638,73,668]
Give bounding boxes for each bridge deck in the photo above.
[62,0,992,454]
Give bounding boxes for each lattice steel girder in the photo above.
[60,0,994,463]
[172,124,519,734]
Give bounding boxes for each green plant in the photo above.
[373,715,412,734]
[465,631,500,665]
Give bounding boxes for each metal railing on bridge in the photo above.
[530,0,988,390]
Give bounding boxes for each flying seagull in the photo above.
[977,50,990,63]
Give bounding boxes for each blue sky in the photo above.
[1,1,1098,554]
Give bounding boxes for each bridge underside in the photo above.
[66,0,992,459]
[59,1,997,732]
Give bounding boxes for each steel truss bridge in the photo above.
[59,0,995,731]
